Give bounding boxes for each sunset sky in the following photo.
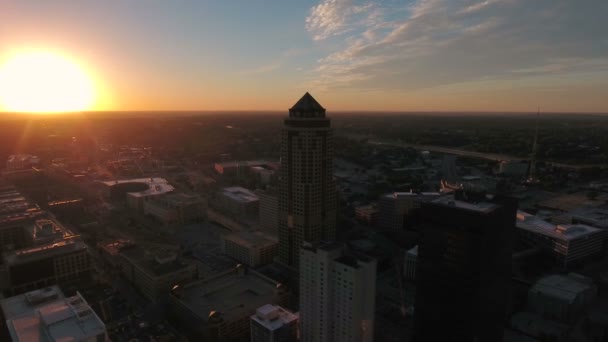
[1,0,607,112]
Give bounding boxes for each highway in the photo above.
[368,140,599,170]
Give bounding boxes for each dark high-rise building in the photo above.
[278,93,336,269]
[413,190,516,342]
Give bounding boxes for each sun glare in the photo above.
[0,51,95,113]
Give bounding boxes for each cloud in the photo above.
[239,62,282,75]
[305,0,608,93]
[305,0,374,40]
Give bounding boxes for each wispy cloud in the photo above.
[305,0,608,92]
[240,62,282,75]
[240,47,310,75]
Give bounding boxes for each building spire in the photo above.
[289,92,325,118]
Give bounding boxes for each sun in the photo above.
[0,51,95,113]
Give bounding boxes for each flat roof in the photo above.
[432,196,499,213]
[121,246,193,278]
[175,268,282,323]
[215,160,276,168]
[538,192,608,212]
[0,286,65,320]
[251,304,298,331]
[99,177,174,197]
[517,211,603,241]
[2,289,106,342]
[4,237,87,265]
[222,186,259,203]
[223,231,278,249]
[530,273,594,303]
[570,207,608,228]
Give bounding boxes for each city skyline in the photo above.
[1,0,608,113]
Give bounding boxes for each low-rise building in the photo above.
[0,186,44,253]
[119,246,197,302]
[516,211,605,267]
[98,178,174,213]
[250,304,298,342]
[1,233,91,296]
[377,192,440,231]
[219,187,259,218]
[144,192,204,226]
[6,154,39,171]
[528,273,597,322]
[0,286,108,342]
[221,231,278,267]
[169,265,288,341]
[355,204,379,225]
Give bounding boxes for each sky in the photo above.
[1,0,607,112]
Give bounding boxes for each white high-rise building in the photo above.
[299,242,376,342]
[250,304,299,342]
[278,93,336,269]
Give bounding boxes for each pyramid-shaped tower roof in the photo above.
[289,92,325,118]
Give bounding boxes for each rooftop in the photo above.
[406,245,418,256]
[215,160,276,169]
[1,287,107,342]
[222,186,259,204]
[432,195,499,214]
[537,192,608,212]
[223,231,278,249]
[99,177,174,198]
[516,211,603,241]
[251,304,298,331]
[174,267,284,324]
[120,246,193,278]
[4,237,87,265]
[570,206,608,228]
[25,219,76,245]
[289,92,325,115]
[530,273,595,303]
[382,192,441,200]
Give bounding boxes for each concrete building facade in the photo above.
[221,231,279,268]
[299,242,376,342]
[278,93,337,269]
[250,304,298,342]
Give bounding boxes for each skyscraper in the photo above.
[413,190,517,342]
[299,242,376,342]
[278,93,336,269]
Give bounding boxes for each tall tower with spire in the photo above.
[278,92,336,269]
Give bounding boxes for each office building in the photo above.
[250,304,298,342]
[0,286,108,342]
[0,186,44,253]
[220,186,260,218]
[377,192,439,231]
[118,246,197,302]
[1,226,91,296]
[354,204,378,225]
[99,177,174,213]
[528,273,597,322]
[516,211,605,267]
[278,93,336,269]
[299,242,376,342]
[5,155,39,171]
[143,192,204,226]
[257,189,279,236]
[169,265,288,341]
[222,231,278,267]
[403,245,418,281]
[413,190,517,342]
